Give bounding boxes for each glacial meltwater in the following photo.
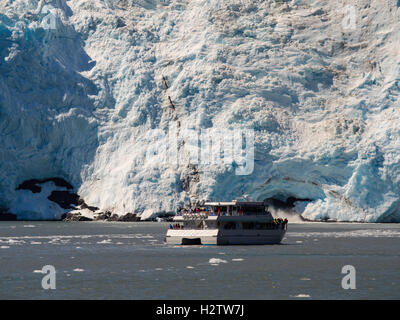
[0,222,399,299]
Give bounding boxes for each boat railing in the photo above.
[182,213,208,220]
[177,212,276,218]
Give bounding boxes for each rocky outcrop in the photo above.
[93,211,141,222]
[117,212,141,222]
[62,210,141,222]
[16,178,73,194]
[61,212,93,221]
[47,190,80,209]
[0,209,17,221]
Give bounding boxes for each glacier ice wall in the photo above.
[0,0,400,221]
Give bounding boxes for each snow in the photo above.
[0,0,400,221]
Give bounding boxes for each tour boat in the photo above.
[165,200,287,245]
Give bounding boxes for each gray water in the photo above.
[0,221,399,299]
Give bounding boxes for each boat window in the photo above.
[206,221,216,228]
[255,223,271,230]
[223,222,236,230]
[242,222,255,229]
[243,206,265,215]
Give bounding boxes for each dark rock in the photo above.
[16,180,41,193]
[0,210,17,221]
[107,214,120,221]
[80,202,88,209]
[264,196,312,209]
[118,212,141,222]
[87,205,100,212]
[78,216,93,221]
[45,178,73,189]
[94,211,141,222]
[16,178,73,193]
[76,198,99,212]
[62,212,93,221]
[94,211,112,221]
[48,191,80,209]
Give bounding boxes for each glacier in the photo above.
[0,0,400,221]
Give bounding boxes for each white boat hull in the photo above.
[165,228,286,245]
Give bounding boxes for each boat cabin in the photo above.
[171,200,287,231]
[166,200,288,245]
[203,200,269,216]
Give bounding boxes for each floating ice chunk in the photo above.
[97,239,112,244]
[209,258,228,264]
[232,258,244,262]
[1,239,24,245]
[293,294,311,298]
[290,230,400,238]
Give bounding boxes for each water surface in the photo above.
[0,221,399,299]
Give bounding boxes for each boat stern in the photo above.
[165,229,219,245]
